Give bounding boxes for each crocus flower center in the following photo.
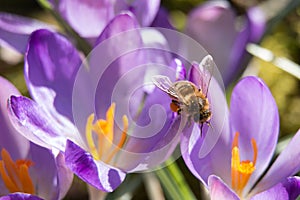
[85,103,128,164]
[0,148,35,194]
[231,132,258,197]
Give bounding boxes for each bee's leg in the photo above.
[199,122,213,137]
[200,123,204,137]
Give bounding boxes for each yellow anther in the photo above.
[85,103,128,164]
[86,114,100,160]
[102,103,115,144]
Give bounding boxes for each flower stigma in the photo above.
[85,103,128,164]
[231,132,257,197]
[0,148,35,194]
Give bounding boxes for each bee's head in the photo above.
[193,110,211,123]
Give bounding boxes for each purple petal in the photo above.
[250,182,289,200]
[185,1,237,85]
[208,175,239,200]
[65,140,126,192]
[55,152,73,199]
[188,55,215,94]
[71,13,146,135]
[26,144,73,200]
[180,78,230,185]
[185,2,265,86]
[181,120,231,186]
[0,76,30,159]
[117,114,180,172]
[99,49,176,171]
[114,0,160,27]
[8,95,68,151]
[230,76,279,194]
[151,7,174,29]
[111,53,180,171]
[225,21,251,84]
[53,0,114,38]
[173,58,186,81]
[281,177,300,200]
[95,12,139,45]
[0,193,43,200]
[114,86,175,168]
[0,12,53,53]
[246,7,266,43]
[140,29,173,93]
[180,123,206,182]
[188,62,200,85]
[25,29,82,122]
[251,177,300,199]
[252,130,300,195]
[226,7,265,85]
[93,13,145,117]
[28,143,59,200]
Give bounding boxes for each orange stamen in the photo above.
[0,148,35,194]
[117,115,128,149]
[231,132,257,197]
[251,138,258,166]
[19,164,34,193]
[0,161,19,192]
[85,103,128,163]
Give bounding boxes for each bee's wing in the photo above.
[198,55,214,96]
[152,75,179,99]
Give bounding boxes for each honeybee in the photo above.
[152,55,213,128]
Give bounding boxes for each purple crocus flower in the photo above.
[0,0,161,54]
[151,7,174,30]
[0,76,73,200]
[185,1,265,86]
[0,12,54,53]
[50,0,161,39]
[7,13,180,192]
[181,76,300,199]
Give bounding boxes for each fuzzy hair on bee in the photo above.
[152,55,214,132]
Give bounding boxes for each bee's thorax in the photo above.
[170,80,211,124]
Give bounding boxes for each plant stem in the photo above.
[156,167,184,199]
[165,158,197,200]
[156,158,197,200]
